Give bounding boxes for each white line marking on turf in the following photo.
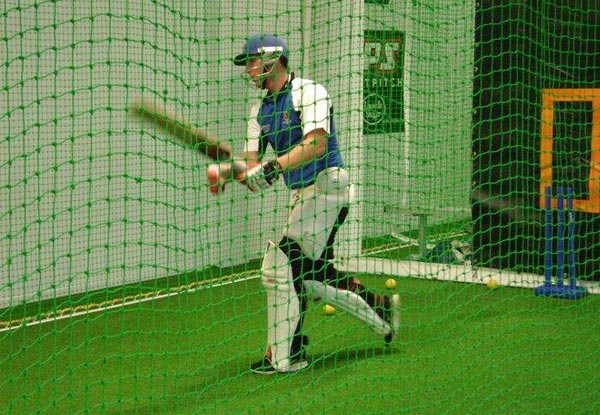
[0,274,260,333]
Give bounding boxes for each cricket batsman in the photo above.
[207,34,400,374]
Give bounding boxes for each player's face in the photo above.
[245,58,264,89]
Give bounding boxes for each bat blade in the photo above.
[130,101,232,161]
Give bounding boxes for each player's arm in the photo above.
[241,129,328,192]
[276,128,328,171]
[243,128,328,191]
[244,82,331,191]
[288,81,332,170]
[243,127,329,174]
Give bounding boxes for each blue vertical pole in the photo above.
[556,187,565,289]
[567,187,577,290]
[544,187,552,287]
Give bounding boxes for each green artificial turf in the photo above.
[2,275,599,415]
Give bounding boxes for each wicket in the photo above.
[534,186,588,299]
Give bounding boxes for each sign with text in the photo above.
[364,30,405,134]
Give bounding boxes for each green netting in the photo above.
[1,1,600,414]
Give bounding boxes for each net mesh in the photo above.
[2,1,600,414]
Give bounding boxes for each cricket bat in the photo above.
[130,100,232,161]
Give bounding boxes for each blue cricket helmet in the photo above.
[233,34,289,66]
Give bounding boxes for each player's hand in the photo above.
[244,159,281,192]
[207,163,231,194]
[207,160,249,194]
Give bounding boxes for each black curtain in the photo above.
[472,0,600,280]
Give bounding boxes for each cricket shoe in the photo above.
[250,340,309,375]
[249,354,309,375]
[382,294,400,345]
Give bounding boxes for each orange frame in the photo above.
[540,88,600,213]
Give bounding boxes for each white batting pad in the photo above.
[302,280,391,337]
[260,241,300,371]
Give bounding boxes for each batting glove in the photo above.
[245,159,282,192]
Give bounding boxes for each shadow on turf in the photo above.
[306,345,396,371]
[99,346,397,415]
